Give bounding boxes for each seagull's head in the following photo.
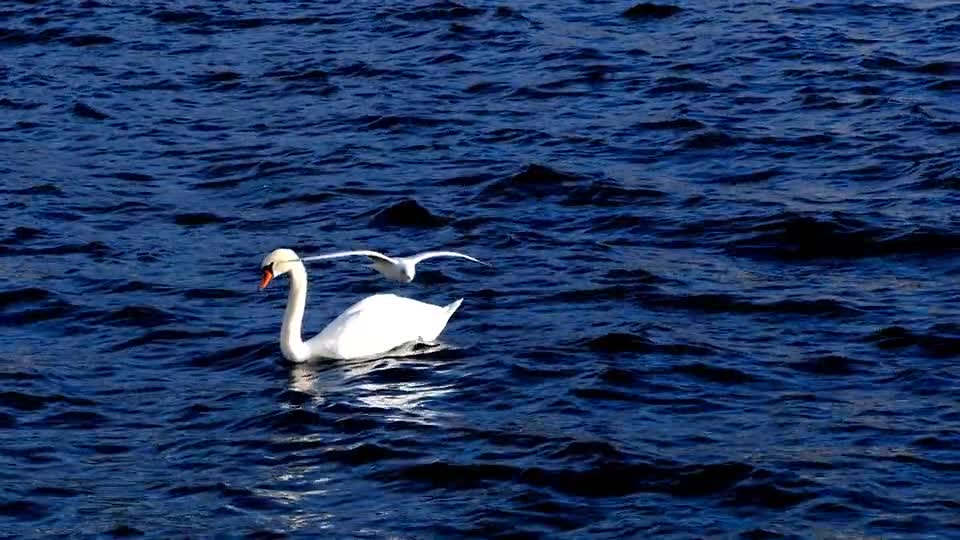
[368,257,415,283]
[259,248,302,289]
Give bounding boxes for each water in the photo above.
[2,1,960,538]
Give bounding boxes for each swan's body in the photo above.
[260,248,463,362]
[300,249,487,283]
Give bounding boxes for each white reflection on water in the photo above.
[263,343,459,533]
[287,342,458,424]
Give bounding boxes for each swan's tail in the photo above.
[418,299,464,345]
[444,298,464,317]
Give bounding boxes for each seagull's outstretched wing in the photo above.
[301,250,396,264]
[404,251,489,266]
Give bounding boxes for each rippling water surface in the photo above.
[3,1,960,538]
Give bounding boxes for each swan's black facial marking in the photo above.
[261,262,274,272]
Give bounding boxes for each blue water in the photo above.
[2,1,960,538]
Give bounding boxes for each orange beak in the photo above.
[259,268,273,290]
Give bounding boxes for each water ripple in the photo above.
[1,0,959,538]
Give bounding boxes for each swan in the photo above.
[298,249,488,283]
[259,248,464,362]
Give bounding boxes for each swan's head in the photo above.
[259,248,302,289]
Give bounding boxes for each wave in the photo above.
[370,458,816,504]
[548,287,863,318]
[623,3,683,19]
[479,164,582,201]
[370,199,451,228]
[787,354,872,376]
[385,1,485,22]
[725,211,960,260]
[867,324,960,358]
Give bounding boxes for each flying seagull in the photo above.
[298,249,489,283]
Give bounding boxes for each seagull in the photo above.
[298,249,489,283]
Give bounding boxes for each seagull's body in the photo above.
[300,250,488,283]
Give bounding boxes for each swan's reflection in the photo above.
[255,344,462,532]
[260,343,459,534]
[287,342,458,424]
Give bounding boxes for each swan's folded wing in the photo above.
[308,294,454,359]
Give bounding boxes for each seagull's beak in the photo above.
[259,268,273,290]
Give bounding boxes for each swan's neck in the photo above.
[281,265,310,362]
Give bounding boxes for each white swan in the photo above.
[299,249,488,283]
[259,248,464,362]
